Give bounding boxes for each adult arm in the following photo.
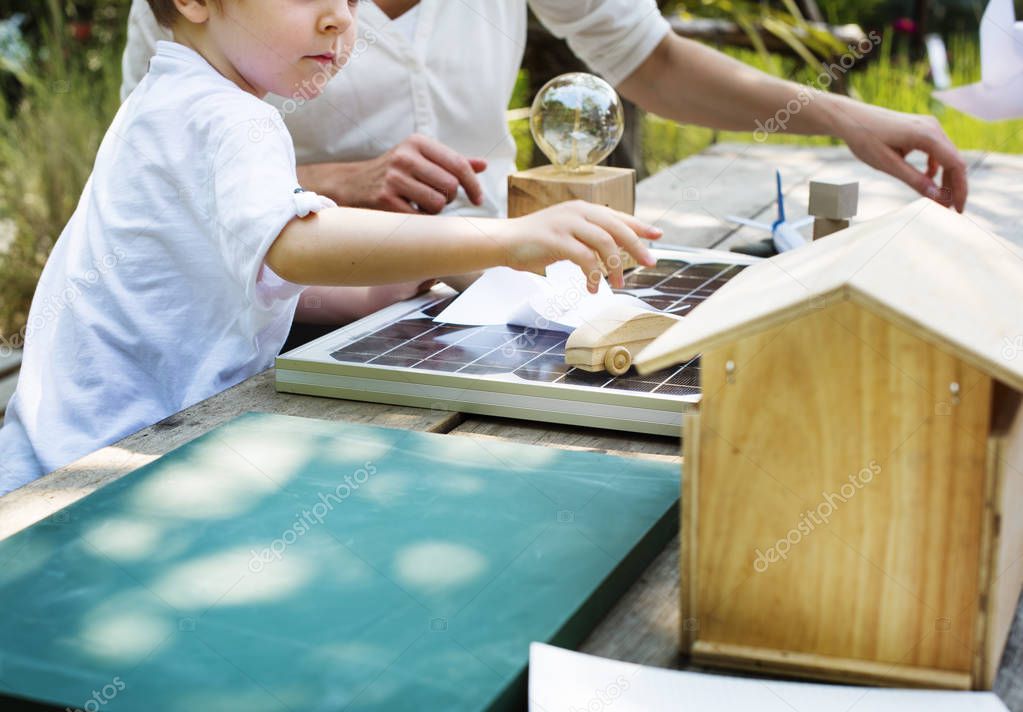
[616,33,968,211]
[293,282,437,325]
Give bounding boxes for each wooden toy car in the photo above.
[564,303,683,376]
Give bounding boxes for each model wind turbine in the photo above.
[726,170,812,253]
[933,0,1023,121]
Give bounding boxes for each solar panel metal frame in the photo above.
[276,246,760,436]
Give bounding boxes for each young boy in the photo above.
[0,0,660,494]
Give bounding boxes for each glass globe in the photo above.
[530,72,625,173]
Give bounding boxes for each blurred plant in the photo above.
[814,0,889,27]
[665,0,849,77]
[0,14,31,84]
[639,30,1023,175]
[0,12,124,339]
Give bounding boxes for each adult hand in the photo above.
[299,134,488,214]
[834,102,968,212]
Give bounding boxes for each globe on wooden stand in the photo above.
[507,73,636,234]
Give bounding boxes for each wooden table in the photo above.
[2,143,1021,709]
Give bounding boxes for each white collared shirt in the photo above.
[0,42,331,491]
[121,0,670,217]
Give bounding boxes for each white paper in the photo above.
[528,643,1010,712]
[933,0,1023,120]
[434,261,652,333]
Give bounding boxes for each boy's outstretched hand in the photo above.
[495,201,662,293]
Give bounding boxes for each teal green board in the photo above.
[0,413,678,711]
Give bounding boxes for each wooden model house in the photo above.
[634,198,1023,690]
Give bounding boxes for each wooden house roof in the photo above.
[636,198,1023,392]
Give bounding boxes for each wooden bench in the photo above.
[0,349,20,418]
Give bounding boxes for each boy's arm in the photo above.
[265,202,660,293]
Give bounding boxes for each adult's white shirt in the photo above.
[121,0,671,217]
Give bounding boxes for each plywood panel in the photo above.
[692,299,991,678]
[985,386,1023,687]
[682,412,700,652]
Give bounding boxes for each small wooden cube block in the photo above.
[507,165,636,218]
[808,180,859,220]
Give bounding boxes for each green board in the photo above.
[0,413,678,711]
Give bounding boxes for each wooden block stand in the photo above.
[508,165,637,269]
[508,165,636,218]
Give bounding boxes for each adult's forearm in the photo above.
[266,207,505,286]
[296,161,370,206]
[618,33,855,138]
[294,283,431,324]
[294,285,377,324]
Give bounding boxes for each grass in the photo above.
[0,30,123,343]
[1,30,1021,342]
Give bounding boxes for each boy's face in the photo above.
[203,0,359,98]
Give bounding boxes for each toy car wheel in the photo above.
[604,346,631,376]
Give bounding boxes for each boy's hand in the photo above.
[496,201,661,293]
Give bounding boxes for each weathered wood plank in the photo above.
[635,143,833,248]
[0,369,461,541]
[581,532,684,667]
[448,415,679,459]
[0,370,16,418]
[0,349,20,380]
[713,146,1022,252]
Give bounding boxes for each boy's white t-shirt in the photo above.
[0,41,333,493]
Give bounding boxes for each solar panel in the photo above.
[276,247,759,436]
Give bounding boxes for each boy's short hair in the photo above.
[147,0,221,28]
[146,0,180,28]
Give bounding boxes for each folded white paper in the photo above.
[528,644,1010,712]
[434,261,652,333]
[933,0,1023,120]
